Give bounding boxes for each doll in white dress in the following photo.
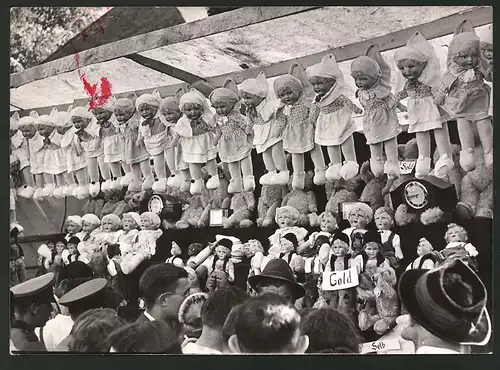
[63,215,85,242]
[10,112,35,198]
[77,214,102,264]
[166,241,185,268]
[95,214,122,248]
[107,212,141,276]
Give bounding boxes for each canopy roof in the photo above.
[10,6,492,116]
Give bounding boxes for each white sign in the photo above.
[321,266,359,291]
[209,209,229,227]
[360,339,402,354]
[399,160,416,175]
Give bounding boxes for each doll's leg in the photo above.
[433,123,455,179]
[127,163,143,192]
[228,161,244,194]
[291,153,306,190]
[121,254,145,275]
[415,131,431,178]
[476,117,493,168]
[152,154,168,193]
[309,144,327,185]
[270,141,289,185]
[326,145,342,181]
[383,138,400,180]
[241,154,255,192]
[97,155,112,192]
[63,172,78,197]
[17,167,36,198]
[53,173,67,198]
[41,173,56,197]
[140,159,155,190]
[369,143,385,178]
[205,159,220,190]
[456,118,476,172]
[165,148,182,188]
[339,135,359,180]
[259,147,277,185]
[120,162,134,187]
[72,167,90,199]
[109,162,123,190]
[189,163,204,194]
[180,168,192,192]
[87,157,101,197]
[32,173,45,200]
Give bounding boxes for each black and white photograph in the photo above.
[9,6,493,355]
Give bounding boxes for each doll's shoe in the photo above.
[152,178,168,193]
[32,187,44,200]
[259,171,276,185]
[339,161,359,180]
[190,179,204,195]
[53,186,66,199]
[415,156,431,179]
[17,185,35,199]
[120,172,135,187]
[228,177,244,194]
[101,180,111,193]
[271,170,290,185]
[110,177,123,190]
[292,172,306,190]
[41,183,55,198]
[206,175,220,190]
[384,161,400,180]
[72,185,89,200]
[370,157,384,178]
[64,184,78,197]
[433,154,454,179]
[180,180,191,192]
[142,176,155,190]
[243,175,256,192]
[325,163,342,181]
[89,181,101,197]
[313,167,327,185]
[459,148,475,172]
[484,149,493,169]
[167,174,182,189]
[128,179,143,192]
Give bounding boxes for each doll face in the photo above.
[56,126,71,135]
[481,44,493,61]
[114,108,135,124]
[68,243,78,255]
[93,108,113,123]
[140,215,156,230]
[102,218,118,232]
[447,227,465,243]
[453,47,480,70]
[46,241,55,251]
[352,71,378,90]
[277,212,296,228]
[240,91,264,108]
[417,240,432,256]
[66,221,81,235]
[280,238,295,254]
[320,213,337,233]
[216,246,230,260]
[375,211,392,231]
[243,239,262,258]
[72,116,91,130]
[332,240,348,257]
[276,86,301,105]
[161,108,182,123]
[55,241,66,254]
[364,243,380,259]
[20,125,37,139]
[182,103,203,120]
[138,104,158,120]
[397,59,426,81]
[348,208,368,229]
[309,76,336,96]
[212,101,235,116]
[82,220,97,234]
[37,124,54,137]
[171,241,182,256]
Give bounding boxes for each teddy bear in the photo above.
[161,187,192,229]
[100,188,127,218]
[324,176,363,220]
[199,163,232,227]
[358,160,385,213]
[256,184,289,227]
[281,170,319,228]
[223,190,255,228]
[82,198,105,219]
[175,185,211,229]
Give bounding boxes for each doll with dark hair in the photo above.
[205,238,235,292]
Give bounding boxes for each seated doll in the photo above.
[374,207,403,270]
[77,214,102,264]
[406,237,440,270]
[440,223,479,270]
[353,230,391,275]
[243,239,265,277]
[304,234,331,279]
[298,211,338,255]
[267,205,308,256]
[205,238,235,292]
[269,232,305,283]
[166,241,185,267]
[95,214,123,249]
[62,236,81,265]
[342,202,373,248]
[64,215,85,242]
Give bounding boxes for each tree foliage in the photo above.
[10,7,106,73]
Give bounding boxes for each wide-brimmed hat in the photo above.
[398,259,491,346]
[248,259,305,300]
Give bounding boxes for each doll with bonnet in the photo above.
[240,71,289,186]
[405,237,440,270]
[10,112,35,198]
[267,206,308,255]
[434,20,493,171]
[113,97,154,192]
[64,215,85,242]
[173,88,220,195]
[393,32,455,179]
[306,54,362,182]
[96,213,122,247]
[77,213,102,264]
[274,63,328,189]
[351,44,403,180]
[209,78,255,193]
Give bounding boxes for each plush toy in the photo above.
[434,20,493,171]
[440,223,479,270]
[223,190,255,229]
[77,214,102,264]
[82,197,105,218]
[281,170,319,227]
[256,184,289,227]
[274,63,327,189]
[243,239,265,277]
[240,71,289,186]
[405,237,441,270]
[100,188,127,218]
[165,241,185,267]
[205,238,235,292]
[358,161,385,212]
[113,98,154,192]
[306,54,362,181]
[10,113,35,198]
[173,88,220,195]
[210,78,255,193]
[324,177,362,220]
[298,211,338,255]
[176,186,211,229]
[351,44,403,180]
[342,202,373,248]
[374,207,403,269]
[199,164,231,227]
[393,31,454,179]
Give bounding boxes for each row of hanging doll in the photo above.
[11,22,493,201]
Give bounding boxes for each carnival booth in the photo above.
[9,6,493,353]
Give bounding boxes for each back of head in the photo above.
[301,307,361,354]
[139,263,188,309]
[222,304,242,345]
[108,320,182,354]
[201,286,246,329]
[233,293,302,353]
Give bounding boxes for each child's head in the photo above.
[122,212,141,232]
[445,223,468,243]
[347,203,373,229]
[101,214,121,233]
[364,241,381,259]
[350,56,381,90]
[243,239,264,258]
[18,117,37,139]
[36,115,56,138]
[66,215,83,235]
[160,97,182,123]
[188,242,204,257]
[281,233,298,254]
[82,214,101,234]
[239,72,269,108]
[331,232,350,257]
[136,94,160,120]
[140,212,161,230]
[417,237,433,256]
[275,206,300,228]
[113,99,136,124]
[67,237,81,255]
[92,106,113,124]
[273,75,303,105]
[209,88,239,116]
[318,211,338,233]
[55,238,67,254]
[374,207,394,231]
[70,107,93,130]
[170,241,182,256]
[449,32,481,70]
[481,42,493,61]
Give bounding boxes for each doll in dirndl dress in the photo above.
[240,71,289,186]
[351,45,404,180]
[306,54,363,182]
[273,63,328,190]
[209,78,255,193]
[10,112,36,198]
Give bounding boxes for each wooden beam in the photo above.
[10,6,321,88]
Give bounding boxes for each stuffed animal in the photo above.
[281,170,319,227]
[100,188,127,218]
[82,198,105,219]
[199,164,231,227]
[324,177,362,220]
[429,143,462,199]
[162,187,191,229]
[256,184,288,227]
[223,190,255,228]
[176,186,211,229]
[358,160,385,212]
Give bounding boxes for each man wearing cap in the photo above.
[10,273,56,352]
[248,259,305,305]
[398,259,491,354]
